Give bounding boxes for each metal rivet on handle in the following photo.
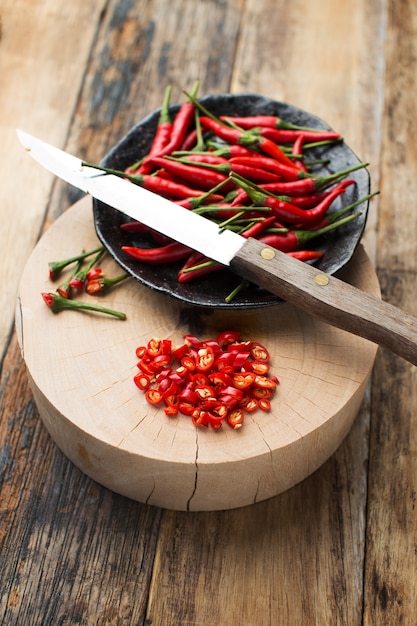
[314,274,330,286]
[261,248,276,260]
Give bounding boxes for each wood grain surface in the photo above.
[16,197,379,512]
[1,0,416,624]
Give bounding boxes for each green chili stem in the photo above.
[225,280,251,303]
[218,211,246,229]
[42,292,126,320]
[181,260,216,274]
[48,246,104,280]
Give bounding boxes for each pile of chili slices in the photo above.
[85,82,375,299]
[134,331,278,429]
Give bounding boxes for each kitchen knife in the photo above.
[17,129,417,366]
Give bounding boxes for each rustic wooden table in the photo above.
[1,1,417,624]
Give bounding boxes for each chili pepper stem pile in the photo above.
[42,246,129,319]
[85,84,377,302]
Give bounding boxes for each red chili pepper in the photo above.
[208,371,234,390]
[134,372,151,391]
[192,372,210,386]
[176,153,229,165]
[226,340,252,353]
[218,115,341,143]
[120,221,152,233]
[145,389,163,405]
[178,401,196,416]
[137,356,155,377]
[233,372,256,389]
[178,157,283,184]
[133,332,279,429]
[291,189,378,231]
[240,397,258,413]
[227,408,244,429]
[145,156,231,191]
[198,116,297,170]
[286,250,324,261]
[172,343,189,360]
[164,405,179,416]
[194,384,216,400]
[173,193,225,210]
[85,273,129,296]
[87,161,222,202]
[250,164,367,197]
[142,81,200,170]
[131,171,222,200]
[86,267,103,281]
[278,192,328,209]
[206,141,261,159]
[252,387,274,400]
[291,134,308,172]
[229,155,306,182]
[209,405,229,424]
[181,355,196,372]
[247,361,270,375]
[218,114,326,132]
[177,252,224,284]
[216,330,241,346]
[164,82,199,148]
[259,126,341,145]
[233,177,353,225]
[250,342,270,362]
[258,398,271,411]
[146,337,171,357]
[135,85,173,175]
[137,357,157,376]
[254,375,277,389]
[136,345,147,359]
[257,230,311,253]
[258,210,360,252]
[163,387,179,408]
[218,386,245,402]
[180,128,199,151]
[183,334,204,347]
[213,351,235,370]
[178,388,199,404]
[193,405,208,420]
[232,191,328,210]
[240,216,277,239]
[121,242,192,264]
[195,346,215,372]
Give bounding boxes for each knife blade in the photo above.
[17,129,417,366]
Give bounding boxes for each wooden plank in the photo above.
[3,0,402,623]
[364,0,417,622]
[146,405,371,625]
[1,0,245,623]
[47,0,247,224]
[0,0,106,356]
[232,0,386,265]
[0,2,164,624]
[0,337,162,625]
[146,0,386,623]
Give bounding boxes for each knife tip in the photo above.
[16,129,32,151]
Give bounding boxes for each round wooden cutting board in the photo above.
[16,197,380,511]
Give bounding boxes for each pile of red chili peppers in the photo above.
[84,82,377,301]
[134,331,278,429]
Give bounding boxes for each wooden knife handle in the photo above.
[230,237,417,366]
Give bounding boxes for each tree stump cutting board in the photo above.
[16,197,380,511]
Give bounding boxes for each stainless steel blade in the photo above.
[16,130,244,266]
[16,131,417,366]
